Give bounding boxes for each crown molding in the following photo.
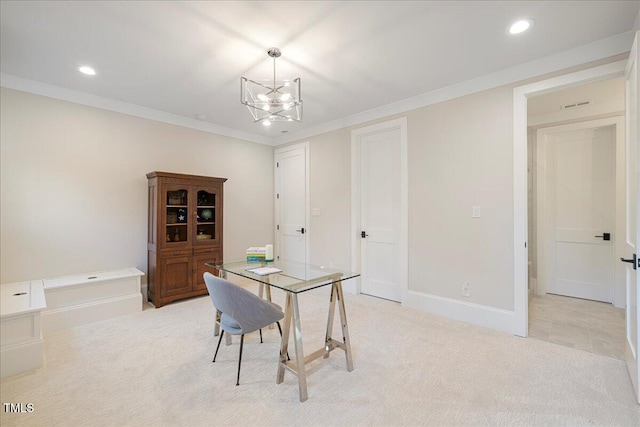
[273,30,636,145]
[0,73,274,146]
[2,30,635,148]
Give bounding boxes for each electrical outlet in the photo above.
[462,281,470,297]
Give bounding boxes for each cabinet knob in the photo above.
[173,251,179,256]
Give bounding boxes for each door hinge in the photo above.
[277,224,280,230]
[277,193,279,199]
[276,162,279,167]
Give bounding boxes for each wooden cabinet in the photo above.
[147,172,226,307]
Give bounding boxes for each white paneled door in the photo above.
[624,31,640,404]
[359,128,402,302]
[275,143,308,264]
[541,125,616,303]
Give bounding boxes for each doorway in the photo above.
[526,78,626,359]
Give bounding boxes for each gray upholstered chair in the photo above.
[203,272,285,386]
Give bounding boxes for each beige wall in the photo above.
[0,88,274,283]
[284,55,627,315]
[289,87,514,310]
[407,86,515,310]
[1,54,625,317]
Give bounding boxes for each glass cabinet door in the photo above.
[164,186,190,245]
[194,188,217,244]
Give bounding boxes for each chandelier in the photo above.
[240,47,302,126]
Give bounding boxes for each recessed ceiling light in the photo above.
[509,19,535,35]
[77,65,96,76]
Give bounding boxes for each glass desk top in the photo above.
[207,260,359,294]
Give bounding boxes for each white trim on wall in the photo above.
[513,60,627,337]
[0,73,273,146]
[275,31,635,146]
[349,118,408,302]
[404,290,518,335]
[1,31,634,148]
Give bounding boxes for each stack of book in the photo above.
[246,247,266,262]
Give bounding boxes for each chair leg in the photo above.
[276,321,290,361]
[259,328,263,343]
[236,334,244,386]
[213,330,224,363]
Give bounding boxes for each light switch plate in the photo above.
[472,206,481,218]
[312,208,321,216]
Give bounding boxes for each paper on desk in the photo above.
[246,266,282,276]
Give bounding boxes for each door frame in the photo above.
[350,117,408,303]
[513,59,627,337]
[274,141,310,264]
[536,117,625,306]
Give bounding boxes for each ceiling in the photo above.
[1,1,638,145]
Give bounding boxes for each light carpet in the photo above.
[1,283,639,426]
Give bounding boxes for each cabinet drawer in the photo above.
[193,247,220,257]
[160,248,192,257]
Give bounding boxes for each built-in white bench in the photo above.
[42,268,144,333]
[1,281,46,378]
[0,268,144,378]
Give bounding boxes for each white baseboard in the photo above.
[404,290,518,335]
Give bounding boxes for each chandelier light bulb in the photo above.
[262,120,271,126]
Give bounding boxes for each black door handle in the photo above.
[361,231,369,238]
[620,253,637,270]
[595,232,611,241]
[295,228,305,234]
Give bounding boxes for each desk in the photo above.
[207,260,359,402]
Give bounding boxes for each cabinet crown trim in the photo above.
[146,171,228,183]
